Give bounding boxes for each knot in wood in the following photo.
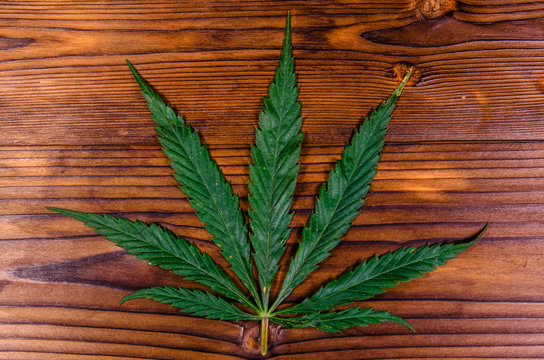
[392,62,421,86]
[241,321,261,355]
[241,320,282,356]
[415,0,457,20]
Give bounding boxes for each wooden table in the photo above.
[2,1,544,359]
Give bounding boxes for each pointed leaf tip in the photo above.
[282,11,292,54]
[478,222,489,237]
[392,316,415,332]
[125,60,148,92]
[462,222,489,249]
[45,206,89,222]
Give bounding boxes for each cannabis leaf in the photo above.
[47,13,486,356]
[270,61,409,311]
[48,208,258,312]
[275,238,484,316]
[248,15,302,312]
[119,286,259,321]
[273,307,414,333]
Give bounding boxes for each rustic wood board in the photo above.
[2,1,544,359]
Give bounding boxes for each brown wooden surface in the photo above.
[2,0,544,359]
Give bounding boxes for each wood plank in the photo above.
[1,238,541,304]
[0,141,543,357]
[2,1,544,358]
[456,1,544,22]
[1,2,544,145]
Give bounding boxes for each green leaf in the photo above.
[272,69,413,310]
[274,307,413,332]
[46,207,258,311]
[120,286,259,321]
[248,13,303,308]
[126,61,261,308]
[278,225,486,315]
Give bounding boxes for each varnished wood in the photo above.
[2,0,544,359]
[1,2,544,146]
[1,143,543,358]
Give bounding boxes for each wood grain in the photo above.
[1,142,544,358]
[1,1,544,145]
[2,0,544,359]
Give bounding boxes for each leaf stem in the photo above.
[261,316,269,356]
